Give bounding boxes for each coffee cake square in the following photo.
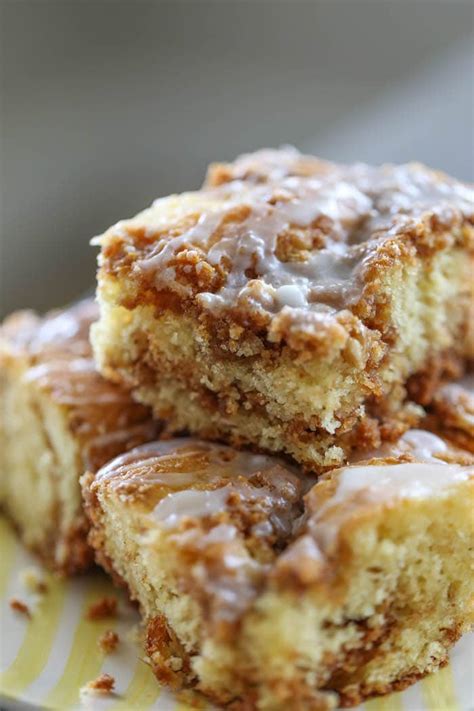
[92,148,473,469]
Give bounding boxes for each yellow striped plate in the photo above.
[1,517,472,710]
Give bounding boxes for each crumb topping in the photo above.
[94,433,473,622]
[0,299,97,356]
[97,148,474,340]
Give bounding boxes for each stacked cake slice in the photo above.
[91,147,473,469]
[1,148,473,709]
[82,430,473,710]
[0,299,159,573]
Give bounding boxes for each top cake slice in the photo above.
[92,148,474,469]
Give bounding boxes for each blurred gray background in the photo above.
[0,0,473,318]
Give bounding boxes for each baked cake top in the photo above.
[0,300,133,407]
[95,437,309,536]
[1,299,97,359]
[96,148,474,344]
[275,426,473,586]
[90,432,473,619]
[93,437,311,621]
[0,300,158,469]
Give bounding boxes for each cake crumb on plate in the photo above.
[9,598,31,617]
[80,672,115,696]
[87,595,118,620]
[98,629,120,653]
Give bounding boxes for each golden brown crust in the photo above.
[80,470,139,590]
[146,614,194,688]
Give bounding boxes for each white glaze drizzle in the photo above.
[30,307,92,350]
[309,438,472,553]
[97,438,300,484]
[23,357,133,406]
[133,178,373,315]
[98,438,310,538]
[153,486,238,527]
[98,437,311,623]
[328,461,471,510]
[442,373,474,395]
[101,147,474,317]
[355,428,451,463]
[388,429,449,462]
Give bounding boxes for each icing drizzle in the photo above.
[99,147,474,320]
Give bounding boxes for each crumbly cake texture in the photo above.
[82,434,474,710]
[92,147,474,470]
[0,299,159,574]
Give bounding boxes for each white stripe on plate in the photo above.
[0,536,41,671]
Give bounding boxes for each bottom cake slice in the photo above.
[82,432,473,710]
[0,300,159,574]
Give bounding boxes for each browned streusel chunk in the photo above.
[92,148,473,470]
[9,598,31,617]
[81,435,474,710]
[0,299,160,574]
[81,673,115,695]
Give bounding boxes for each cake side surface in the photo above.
[92,148,473,467]
[82,430,474,709]
[0,300,159,574]
[425,373,474,452]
